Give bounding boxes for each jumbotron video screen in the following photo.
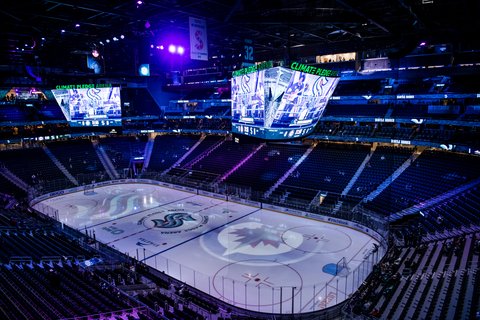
[231,66,339,140]
[52,85,122,127]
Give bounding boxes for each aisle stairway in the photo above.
[363,146,425,202]
[264,142,317,198]
[42,145,78,186]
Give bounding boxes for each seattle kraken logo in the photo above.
[86,87,102,101]
[312,77,328,97]
[152,213,196,229]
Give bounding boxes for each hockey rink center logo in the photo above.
[139,209,208,234]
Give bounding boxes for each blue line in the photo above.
[86,194,197,229]
[143,208,262,261]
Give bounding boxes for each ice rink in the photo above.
[34,183,382,314]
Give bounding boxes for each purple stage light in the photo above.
[160,45,164,50]
[168,45,176,53]
[177,46,184,55]
[120,35,125,39]
[61,29,65,33]
[137,0,143,4]
[75,23,80,27]
[420,42,426,46]
[150,44,154,48]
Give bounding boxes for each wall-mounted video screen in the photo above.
[52,85,121,127]
[231,66,339,140]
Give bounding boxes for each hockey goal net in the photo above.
[336,257,350,276]
[84,185,95,195]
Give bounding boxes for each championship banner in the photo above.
[189,17,208,61]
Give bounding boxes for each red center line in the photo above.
[105,201,226,245]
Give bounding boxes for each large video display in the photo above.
[232,66,339,140]
[52,85,121,127]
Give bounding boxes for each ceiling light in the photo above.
[113,37,118,41]
[106,39,110,43]
[75,23,80,27]
[61,29,65,33]
[168,44,176,53]
[120,35,125,39]
[177,46,184,55]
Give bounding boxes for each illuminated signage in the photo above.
[290,62,339,77]
[232,61,273,77]
[55,83,113,90]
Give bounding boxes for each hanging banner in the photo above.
[189,17,208,61]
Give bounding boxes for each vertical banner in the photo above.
[189,17,208,61]
[243,38,255,67]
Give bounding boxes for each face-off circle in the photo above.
[212,259,303,308]
[281,225,352,254]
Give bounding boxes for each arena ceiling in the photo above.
[1,0,479,75]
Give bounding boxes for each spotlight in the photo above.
[168,44,176,53]
[120,35,125,39]
[160,45,164,50]
[41,37,45,40]
[113,37,118,41]
[106,39,110,43]
[150,44,154,48]
[99,41,104,45]
[156,46,161,49]
[24,44,28,47]
[61,29,65,33]
[22,48,24,51]
[75,23,80,27]
[92,49,99,58]
[420,42,426,46]
[177,46,184,55]
[137,0,143,4]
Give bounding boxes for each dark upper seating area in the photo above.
[338,125,373,137]
[349,146,413,197]
[100,136,146,170]
[376,127,414,140]
[277,143,370,197]
[224,144,309,192]
[333,79,382,95]
[122,88,162,116]
[37,102,65,120]
[0,147,67,184]
[0,174,26,198]
[148,135,201,172]
[391,103,429,118]
[323,103,390,118]
[365,150,480,214]
[191,141,258,176]
[395,80,433,94]
[47,139,105,177]
[178,135,224,169]
[0,105,28,122]
[445,75,480,93]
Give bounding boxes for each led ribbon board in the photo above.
[231,64,339,140]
